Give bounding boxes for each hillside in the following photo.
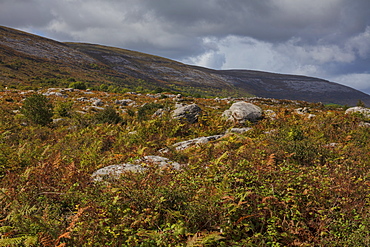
[1,25,370,105]
[1,87,370,245]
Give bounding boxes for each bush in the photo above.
[54,100,73,118]
[137,103,163,121]
[94,106,123,124]
[69,81,87,90]
[21,94,53,126]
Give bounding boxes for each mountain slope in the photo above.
[1,25,369,105]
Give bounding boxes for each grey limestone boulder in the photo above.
[222,102,262,123]
[345,107,370,118]
[172,103,202,123]
[91,156,181,182]
[172,135,224,151]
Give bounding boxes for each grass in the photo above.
[0,88,369,246]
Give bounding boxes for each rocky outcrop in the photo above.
[222,102,262,123]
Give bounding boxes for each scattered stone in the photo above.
[264,109,277,120]
[172,103,202,123]
[295,107,310,115]
[152,108,169,118]
[43,91,67,98]
[222,101,262,123]
[173,94,184,102]
[82,106,105,112]
[60,88,75,93]
[53,118,66,124]
[324,143,338,148]
[76,97,88,102]
[227,127,252,134]
[359,122,370,127]
[114,99,135,106]
[91,98,103,106]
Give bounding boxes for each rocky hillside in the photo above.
[1,25,370,105]
[1,87,370,245]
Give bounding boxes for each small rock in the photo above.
[76,97,88,102]
[227,127,252,134]
[53,118,66,124]
[91,98,103,106]
[295,107,310,115]
[114,99,135,106]
[359,122,370,127]
[264,109,277,120]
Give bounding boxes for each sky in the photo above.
[1,0,370,94]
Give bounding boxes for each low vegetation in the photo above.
[0,88,369,246]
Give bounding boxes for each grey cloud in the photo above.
[1,0,370,94]
[0,0,54,28]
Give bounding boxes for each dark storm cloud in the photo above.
[1,0,370,93]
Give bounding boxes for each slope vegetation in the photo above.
[0,88,370,246]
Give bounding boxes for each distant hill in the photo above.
[1,25,369,106]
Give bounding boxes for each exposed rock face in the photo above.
[91,156,181,182]
[222,102,262,123]
[345,107,370,118]
[172,104,202,123]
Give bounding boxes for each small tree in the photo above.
[21,94,53,126]
[94,106,123,124]
[54,100,73,118]
[357,100,366,107]
[69,81,87,90]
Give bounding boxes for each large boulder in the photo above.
[222,102,262,123]
[172,104,202,123]
[345,107,370,118]
[91,156,181,182]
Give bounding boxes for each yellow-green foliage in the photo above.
[0,89,369,246]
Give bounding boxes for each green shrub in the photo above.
[137,103,163,121]
[21,94,53,126]
[69,81,87,90]
[94,106,123,124]
[54,100,74,118]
